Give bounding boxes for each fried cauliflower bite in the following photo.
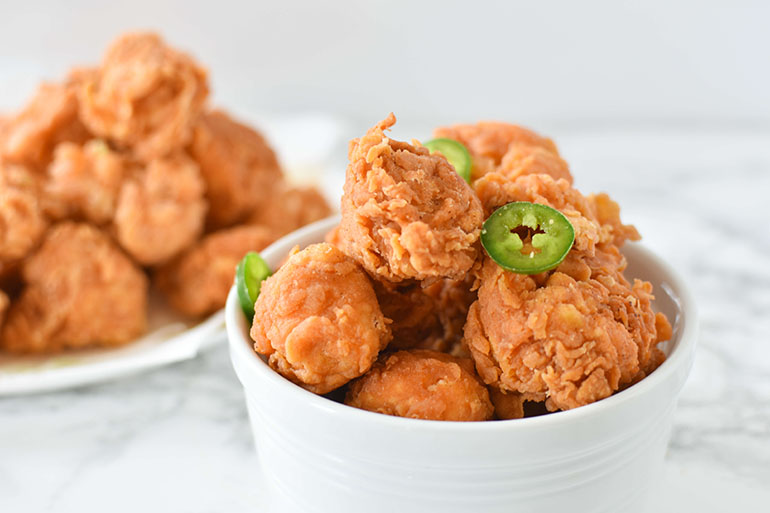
[475,173,640,248]
[375,275,476,353]
[0,223,148,353]
[324,224,343,248]
[488,386,526,420]
[345,350,494,421]
[190,110,284,228]
[0,82,89,171]
[340,114,484,282]
[43,140,125,224]
[246,183,332,237]
[0,162,48,264]
[78,33,208,161]
[496,144,572,184]
[464,248,671,412]
[373,280,443,350]
[0,289,8,332]
[113,152,206,265]
[156,225,277,317]
[433,122,561,182]
[250,243,391,394]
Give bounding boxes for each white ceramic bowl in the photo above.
[226,216,697,513]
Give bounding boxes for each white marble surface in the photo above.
[1,128,769,512]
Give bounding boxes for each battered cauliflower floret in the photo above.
[0,223,148,353]
[464,250,671,412]
[247,183,331,237]
[474,173,640,248]
[0,289,8,332]
[373,280,443,350]
[0,82,89,170]
[78,32,208,161]
[156,225,277,317]
[190,110,284,228]
[375,276,476,353]
[43,140,125,224]
[113,152,206,265]
[340,113,484,282]
[345,349,494,421]
[324,224,343,248]
[0,162,48,263]
[496,144,572,184]
[488,386,526,420]
[250,243,391,394]
[433,122,560,182]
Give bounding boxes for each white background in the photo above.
[1,0,768,130]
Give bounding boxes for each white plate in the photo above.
[0,293,226,396]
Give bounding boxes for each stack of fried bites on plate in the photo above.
[249,113,672,421]
[0,33,330,354]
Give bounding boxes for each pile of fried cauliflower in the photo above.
[250,114,672,420]
[0,33,330,354]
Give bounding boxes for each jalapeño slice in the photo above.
[236,251,272,320]
[481,202,575,274]
[424,138,472,183]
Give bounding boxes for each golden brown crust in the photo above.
[496,144,572,184]
[43,140,125,224]
[345,349,494,421]
[324,224,342,248]
[488,386,525,420]
[0,162,48,264]
[113,152,206,265]
[0,289,8,333]
[156,224,277,317]
[465,247,669,412]
[250,243,391,394]
[190,110,283,229]
[247,183,331,238]
[433,121,560,182]
[375,275,476,353]
[0,82,89,171]
[474,173,639,250]
[0,223,147,353]
[340,114,484,282]
[78,33,208,161]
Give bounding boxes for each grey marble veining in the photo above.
[1,129,769,512]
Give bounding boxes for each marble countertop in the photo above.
[1,128,768,512]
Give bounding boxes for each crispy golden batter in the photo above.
[0,289,8,332]
[0,223,147,353]
[43,140,125,224]
[376,276,476,353]
[497,144,572,184]
[0,162,47,264]
[374,280,442,350]
[113,152,206,265]
[324,224,342,248]
[345,349,494,421]
[156,225,277,317]
[463,172,668,411]
[433,122,560,181]
[488,386,526,420]
[251,243,391,394]
[464,248,670,411]
[247,183,331,237]
[190,110,283,228]
[475,173,640,248]
[0,82,89,170]
[78,33,208,161]
[589,192,642,248]
[340,114,483,282]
